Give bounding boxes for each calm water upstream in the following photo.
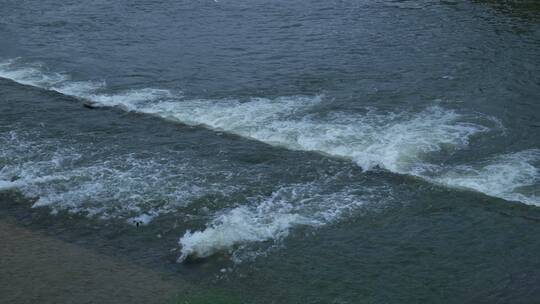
[1,0,540,303]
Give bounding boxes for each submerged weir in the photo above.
[1,60,539,262]
[1,0,540,302]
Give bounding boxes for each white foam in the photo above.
[52,80,106,97]
[0,59,488,176]
[0,59,175,111]
[141,100,487,174]
[84,88,174,111]
[178,206,308,261]
[178,183,380,262]
[128,211,159,226]
[0,130,237,222]
[3,59,540,261]
[0,59,67,87]
[435,150,540,206]
[0,180,18,190]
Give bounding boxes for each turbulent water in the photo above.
[1,0,540,302]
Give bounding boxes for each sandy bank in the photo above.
[0,218,181,304]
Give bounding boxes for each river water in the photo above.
[1,0,540,303]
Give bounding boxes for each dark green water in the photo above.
[1,0,540,303]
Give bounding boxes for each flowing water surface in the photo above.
[1,0,540,303]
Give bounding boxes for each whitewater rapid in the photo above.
[1,58,539,261]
